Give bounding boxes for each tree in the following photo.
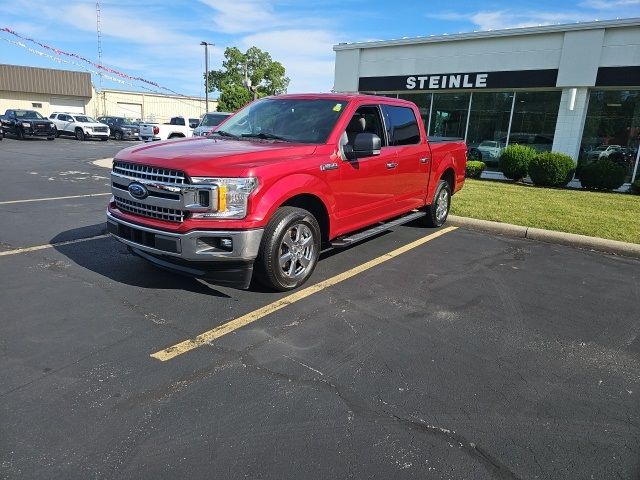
[207,46,290,112]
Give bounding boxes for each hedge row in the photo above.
[497,144,627,191]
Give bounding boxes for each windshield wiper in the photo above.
[241,132,290,142]
[210,130,239,139]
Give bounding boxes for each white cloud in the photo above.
[428,9,599,31]
[580,0,640,8]
[239,29,340,92]
[199,0,287,34]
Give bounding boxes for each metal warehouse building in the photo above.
[333,18,640,184]
[0,64,213,123]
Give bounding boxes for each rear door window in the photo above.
[382,105,421,146]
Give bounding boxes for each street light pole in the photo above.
[200,41,213,112]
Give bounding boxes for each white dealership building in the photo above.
[333,18,640,183]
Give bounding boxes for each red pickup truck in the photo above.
[107,93,467,290]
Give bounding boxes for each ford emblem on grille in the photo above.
[128,182,149,200]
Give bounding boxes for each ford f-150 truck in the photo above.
[107,93,467,290]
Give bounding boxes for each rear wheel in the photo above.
[75,129,85,141]
[255,207,321,291]
[422,179,451,227]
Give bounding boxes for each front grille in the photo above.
[113,161,186,184]
[115,196,185,222]
[93,126,108,133]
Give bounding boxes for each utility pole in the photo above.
[200,41,213,113]
[242,63,258,101]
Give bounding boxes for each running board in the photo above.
[330,211,426,248]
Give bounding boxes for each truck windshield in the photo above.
[215,98,348,144]
[15,110,45,119]
[200,113,230,127]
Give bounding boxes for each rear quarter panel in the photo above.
[427,140,467,200]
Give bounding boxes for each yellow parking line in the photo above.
[151,226,458,362]
[0,235,110,257]
[0,193,111,205]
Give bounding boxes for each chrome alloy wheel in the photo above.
[279,223,315,280]
[435,188,449,222]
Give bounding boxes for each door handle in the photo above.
[420,157,430,163]
[386,162,398,169]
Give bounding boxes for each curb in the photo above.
[448,215,640,260]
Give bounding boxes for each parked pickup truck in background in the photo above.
[138,116,198,142]
[107,94,467,290]
[2,109,56,140]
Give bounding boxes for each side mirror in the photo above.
[345,132,381,160]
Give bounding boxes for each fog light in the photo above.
[219,238,233,251]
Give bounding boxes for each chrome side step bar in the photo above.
[330,210,426,248]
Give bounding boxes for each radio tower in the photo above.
[96,1,103,91]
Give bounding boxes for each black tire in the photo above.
[114,131,123,141]
[75,128,85,141]
[100,137,108,141]
[422,179,452,228]
[16,128,24,140]
[47,136,55,141]
[255,206,321,291]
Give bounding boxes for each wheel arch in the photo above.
[255,174,335,242]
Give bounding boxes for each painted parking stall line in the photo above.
[0,193,111,205]
[0,234,110,257]
[151,226,458,362]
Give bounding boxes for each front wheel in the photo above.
[114,131,123,141]
[15,128,24,140]
[255,207,321,291]
[75,129,85,141]
[422,180,452,227]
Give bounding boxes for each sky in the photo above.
[1,0,639,98]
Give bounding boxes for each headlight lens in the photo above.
[21,122,31,128]
[190,177,258,219]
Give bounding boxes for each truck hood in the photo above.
[115,137,318,176]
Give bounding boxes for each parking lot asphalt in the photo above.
[1,136,639,479]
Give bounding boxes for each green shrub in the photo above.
[465,160,486,179]
[631,178,640,195]
[528,152,576,187]
[579,159,626,191]
[499,144,537,181]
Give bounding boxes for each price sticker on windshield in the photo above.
[333,103,343,112]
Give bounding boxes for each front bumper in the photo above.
[25,128,55,137]
[107,212,264,288]
[107,211,263,262]
[85,130,109,138]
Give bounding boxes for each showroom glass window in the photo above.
[508,91,561,152]
[429,93,471,139]
[579,90,640,182]
[398,93,432,133]
[466,92,514,169]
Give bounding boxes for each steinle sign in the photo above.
[406,73,488,90]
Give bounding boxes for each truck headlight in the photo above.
[21,122,31,128]
[190,177,258,219]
